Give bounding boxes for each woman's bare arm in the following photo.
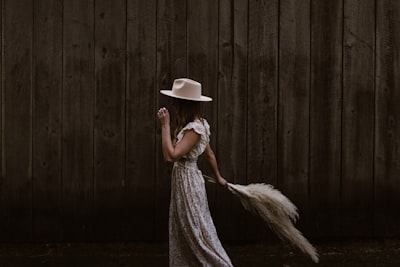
[204,144,228,187]
[158,107,200,162]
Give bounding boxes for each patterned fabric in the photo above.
[169,119,233,267]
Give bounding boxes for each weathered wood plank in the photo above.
[94,0,126,240]
[155,0,187,240]
[187,0,218,118]
[309,0,343,237]
[0,0,3,239]
[126,0,157,240]
[342,0,375,237]
[278,0,311,235]
[186,0,219,222]
[247,0,279,240]
[375,0,400,237]
[0,0,33,241]
[32,0,63,241]
[62,0,95,241]
[217,0,248,240]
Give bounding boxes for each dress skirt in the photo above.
[169,161,233,267]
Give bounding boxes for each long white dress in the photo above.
[169,119,233,267]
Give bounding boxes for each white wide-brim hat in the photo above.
[160,78,212,102]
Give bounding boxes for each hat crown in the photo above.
[160,78,212,101]
[172,78,202,99]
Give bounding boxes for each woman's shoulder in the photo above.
[182,118,210,135]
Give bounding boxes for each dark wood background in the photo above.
[0,0,399,242]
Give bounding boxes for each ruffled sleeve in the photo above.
[176,119,211,160]
[182,121,204,135]
[177,119,210,144]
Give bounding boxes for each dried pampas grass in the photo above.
[204,175,319,263]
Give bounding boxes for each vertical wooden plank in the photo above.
[278,0,311,234]
[94,0,126,240]
[247,0,279,240]
[187,0,219,220]
[32,0,63,241]
[187,0,218,121]
[156,0,187,240]
[0,0,33,241]
[309,0,343,237]
[0,0,3,237]
[375,0,400,236]
[126,0,156,240]
[63,0,95,241]
[342,0,375,236]
[217,0,248,240]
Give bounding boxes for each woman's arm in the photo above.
[157,107,200,162]
[204,144,228,187]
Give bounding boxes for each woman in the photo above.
[157,78,233,267]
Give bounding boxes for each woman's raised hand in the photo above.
[157,107,170,126]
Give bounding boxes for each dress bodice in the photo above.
[176,119,210,161]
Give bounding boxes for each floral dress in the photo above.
[169,119,233,267]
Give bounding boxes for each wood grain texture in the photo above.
[155,0,187,240]
[247,0,279,240]
[248,0,278,185]
[0,0,2,238]
[62,0,95,241]
[342,0,375,237]
[278,0,311,234]
[375,0,400,237]
[126,0,157,240]
[0,0,399,242]
[32,0,63,241]
[0,0,33,241]
[217,0,248,240]
[309,0,343,237]
[186,0,219,218]
[94,0,126,240]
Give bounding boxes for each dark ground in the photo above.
[0,239,399,267]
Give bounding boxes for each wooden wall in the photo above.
[0,0,399,242]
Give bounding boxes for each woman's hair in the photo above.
[173,98,201,140]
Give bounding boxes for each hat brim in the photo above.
[160,90,212,102]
